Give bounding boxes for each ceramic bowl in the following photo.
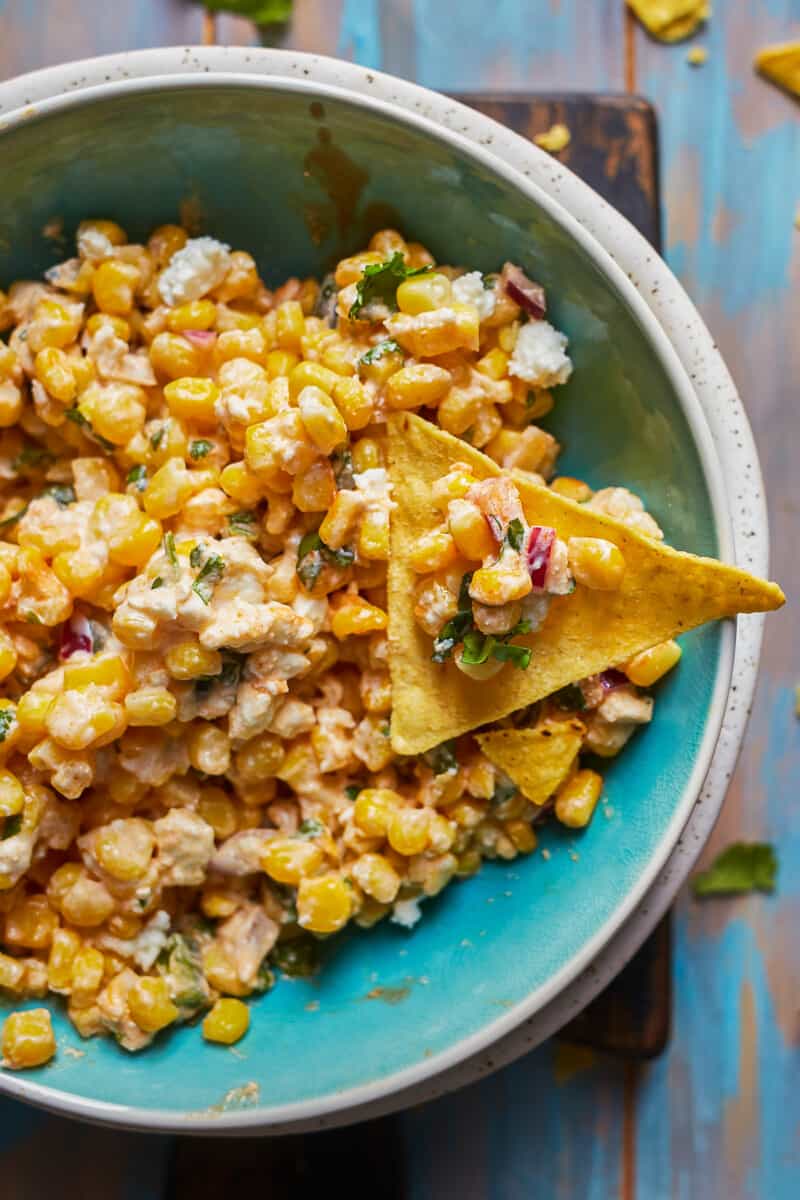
[0,49,768,1133]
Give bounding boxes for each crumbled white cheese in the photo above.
[77,228,115,262]
[99,909,171,971]
[157,236,231,306]
[452,271,496,321]
[391,897,423,929]
[509,319,573,388]
[353,468,394,506]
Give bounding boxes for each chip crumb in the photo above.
[627,0,709,42]
[41,216,64,241]
[541,848,551,861]
[534,122,571,153]
[304,1000,320,1012]
[62,1045,85,1059]
[687,45,708,66]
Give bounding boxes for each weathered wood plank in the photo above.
[633,3,800,1195]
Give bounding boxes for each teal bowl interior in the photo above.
[0,81,721,1121]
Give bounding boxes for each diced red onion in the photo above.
[502,262,547,320]
[182,330,216,348]
[58,612,93,660]
[599,668,628,692]
[526,526,555,590]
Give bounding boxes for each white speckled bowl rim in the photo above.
[0,49,768,1134]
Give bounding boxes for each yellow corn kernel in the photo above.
[83,381,147,446]
[123,687,176,727]
[350,437,384,473]
[108,513,162,569]
[213,327,265,368]
[320,338,357,377]
[396,272,452,314]
[330,596,388,639]
[0,629,17,684]
[550,476,593,503]
[387,807,430,857]
[126,976,179,1034]
[85,312,129,340]
[330,376,374,431]
[61,877,115,928]
[555,769,603,830]
[476,347,509,380]
[77,217,126,251]
[0,562,10,608]
[358,346,405,387]
[0,769,24,818]
[260,837,324,885]
[34,346,77,404]
[62,655,130,700]
[219,461,264,506]
[92,258,139,315]
[16,690,55,741]
[51,548,106,598]
[234,734,285,783]
[69,945,105,1006]
[197,789,238,840]
[335,250,384,288]
[430,465,477,513]
[0,952,26,995]
[166,299,217,332]
[623,640,682,688]
[0,379,22,427]
[148,223,187,265]
[357,509,390,561]
[505,819,537,854]
[202,997,250,1045]
[28,298,82,352]
[297,385,347,454]
[4,894,58,950]
[385,363,452,410]
[46,687,126,751]
[360,669,392,715]
[470,562,531,606]
[96,818,155,882]
[165,642,223,681]
[202,944,250,997]
[368,229,408,257]
[297,873,352,934]
[1,1008,56,1069]
[164,376,219,426]
[149,331,204,380]
[188,723,231,776]
[407,527,459,574]
[436,387,482,436]
[447,499,495,561]
[244,412,315,480]
[47,927,81,992]
[318,489,363,550]
[289,360,340,399]
[568,537,626,591]
[275,301,305,351]
[143,457,196,519]
[351,853,400,904]
[292,458,336,513]
[353,788,401,837]
[265,348,299,379]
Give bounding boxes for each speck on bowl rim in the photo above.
[0,48,768,1134]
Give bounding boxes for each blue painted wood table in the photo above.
[0,3,798,1196]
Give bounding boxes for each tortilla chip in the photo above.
[755,42,800,99]
[387,413,784,755]
[627,0,709,42]
[477,719,585,807]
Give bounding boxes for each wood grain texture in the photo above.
[0,3,798,1197]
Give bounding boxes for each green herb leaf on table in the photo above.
[349,253,432,320]
[203,0,292,23]
[692,842,778,897]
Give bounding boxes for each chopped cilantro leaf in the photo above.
[1,813,22,840]
[150,423,168,451]
[163,532,177,566]
[189,544,204,568]
[331,446,355,490]
[348,252,432,320]
[127,464,148,492]
[151,577,164,589]
[0,708,15,743]
[553,683,587,712]
[204,0,292,25]
[12,445,53,472]
[0,502,29,529]
[44,484,76,507]
[192,554,225,605]
[359,338,401,366]
[460,631,495,665]
[298,818,325,839]
[228,510,257,537]
[296,531,355,591]
[490,778,518,808]
[270,935,319,978]
[24,611,42,625]
[344,785,361,802]
[189,439,213,460]
[66,406,115,452]
[692,843,778,897]
[425,740,458,775]
[491,642,532,670]
[505,518,525,552]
